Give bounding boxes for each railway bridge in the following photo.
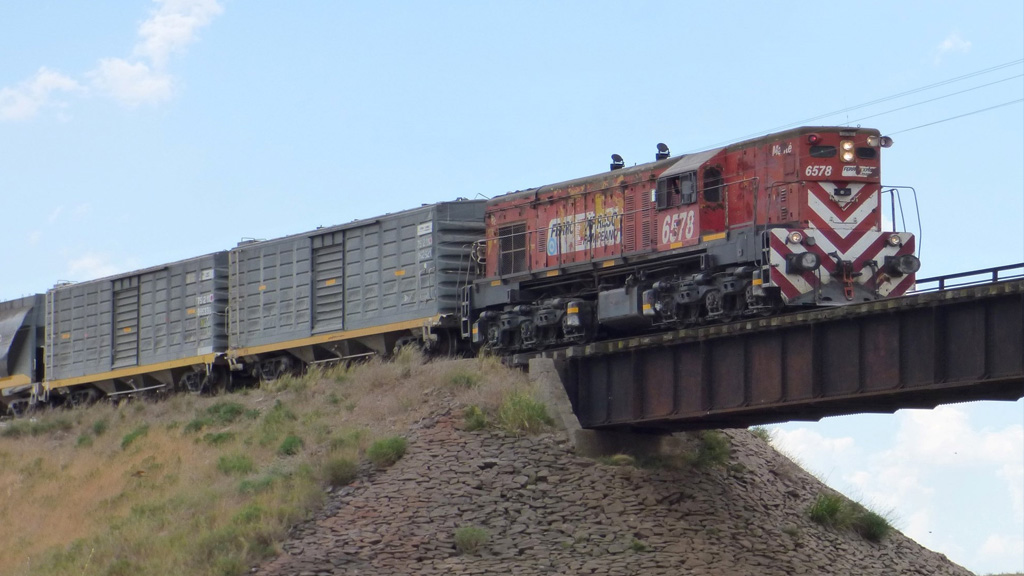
[518,264,1024,431]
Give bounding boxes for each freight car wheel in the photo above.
[258,356,294,383]
[68,388,100,407]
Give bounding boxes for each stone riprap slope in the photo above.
[257,418,973,576]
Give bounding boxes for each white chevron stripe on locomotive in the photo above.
[807,182,868,213]
[806,189,877,234]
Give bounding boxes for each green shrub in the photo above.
[496,390,551,435]
[329,429,367,452]
[367,436,407,468]
[323,457,359,487]
[448,370,481,389]
[629,538,649,552]
[688,430,731,468]
[852,509,893,542]
[809,493,848,526]
[206,401,245,425]
[183,417,211,434]
[233,504,266,525]
[202,431,236,446]
[121,424,150,450]
[808,492,892,542]
[92,418,109,436]
[76,433,93,448]
[239,475,277,495]
[217,453,255,476]
[749,426,773,443]
[278,434,304,456]
[463,405,487,431]
[0,417,74,438]
[453,526,489,555]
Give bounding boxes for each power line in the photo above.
[888,98,1024,135]
[845,74,1023,126]
[689,58,1024,151]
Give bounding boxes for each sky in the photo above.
[0,0,1021,572]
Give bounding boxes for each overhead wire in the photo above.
[843,74,1023,126]
[687,58,1024,152]
[888,98,1024,135]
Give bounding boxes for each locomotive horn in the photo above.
[610,154,624,171]
[656,143,670,160]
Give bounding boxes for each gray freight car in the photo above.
[0,294,46,414]
[227,200,485,378]
[44,252,230,403]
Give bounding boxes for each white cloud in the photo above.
[979,532,1024,558]
[1,0,222,120]
[48,206,64,224]
[934,32,971,65]
[0,67,82,121]
[134,0,224,68]
[774,405,1024,574]
[66,253,128,281]
[89,58,174,106]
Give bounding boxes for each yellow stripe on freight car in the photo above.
[0,374,31,391]
[44,353,222,390]
[229,316,442,358]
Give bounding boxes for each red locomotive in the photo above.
[464,126,919,352]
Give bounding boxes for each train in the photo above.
[0,126,919,415]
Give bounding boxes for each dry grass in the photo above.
[0,353,535,576]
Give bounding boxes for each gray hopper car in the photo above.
[44,252,230,402]
[0,294,46,414]
[227,199,485,378]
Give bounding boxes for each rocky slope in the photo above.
[255,415,974,576]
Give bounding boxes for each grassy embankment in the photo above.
[0,350,536,576]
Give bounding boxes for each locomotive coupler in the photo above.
[828,252,861,301]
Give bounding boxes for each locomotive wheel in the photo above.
[519,321,536,348]
[703,289,724,319]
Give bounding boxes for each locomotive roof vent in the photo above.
[610,154,624,171]
[656,143,670,161]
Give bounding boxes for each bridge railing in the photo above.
[910,262,1024,293]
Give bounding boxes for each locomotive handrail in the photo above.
[910,262,1024,293]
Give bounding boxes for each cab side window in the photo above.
[702,167,723,203]
[655,171,696,209]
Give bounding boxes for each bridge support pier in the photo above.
[530,358,671,458]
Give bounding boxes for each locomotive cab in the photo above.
[756,128,919,305]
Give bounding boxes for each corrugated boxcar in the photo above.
[227,200,484,377]
[44,252,229,401]
[0,294,46,413]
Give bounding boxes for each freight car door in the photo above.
[111,278,140,368]
[312,232,346,333]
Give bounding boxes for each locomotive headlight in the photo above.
[785,251,821,273]
[867,135,879,147]
[884,254,921,276]
[786,231,804,244]
[798,252,819,270]
[840,140,855,162]
[887,234,902,247]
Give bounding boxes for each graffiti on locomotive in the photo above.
[545,195,624,256]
